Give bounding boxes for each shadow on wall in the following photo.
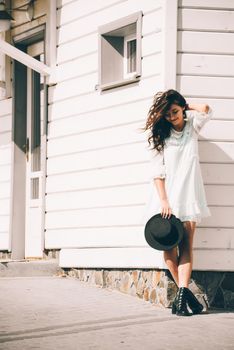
[190,133,234,309]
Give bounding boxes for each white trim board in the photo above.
[59,247,234,271]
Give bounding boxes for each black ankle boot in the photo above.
[185,287,204,314]
[174,287,192,316]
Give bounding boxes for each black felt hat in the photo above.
[144,213,184,251]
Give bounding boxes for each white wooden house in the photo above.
[0,0,234,273]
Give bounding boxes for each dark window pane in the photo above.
[127,39,136,73]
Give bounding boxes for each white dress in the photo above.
[142,107,213,224]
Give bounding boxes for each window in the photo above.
[124,34,137,78]
[98,11,142,91]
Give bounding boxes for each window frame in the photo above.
[123,34,137,79]
[98,11,142,91]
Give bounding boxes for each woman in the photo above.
[143,89,213,316]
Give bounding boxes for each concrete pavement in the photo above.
[0,276,233,350]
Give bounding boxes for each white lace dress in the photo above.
[142,107,213,224]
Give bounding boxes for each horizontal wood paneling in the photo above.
[0,99,12,116]
[47,122,145,157]
[50,65,159,104]
[48,99,233,142]
[45,226,145,249]
[0,215,11,232]
[199,141,234,163]
[49,0,167,267]
[59,247,165,269]
[193,250,234,271]
[56,31,161,65]
[205,185,234,206]
[0,198,10,215]
[47,143,148,175]
[178,9,234,31]
[46,162,234,196]
[54,50,161,87]
[45,227,233,250]
[177,76,234,98]
[47,120,234,159]
[0,147,11,165]
[59,247,234,270]
[179,0,234,10]
[45,206,234,230]
[194,228,234,249]
[57,0,162,27]
[45,206,145,229]
[0,165,11,182]
[0,233,8,250]
[57,0,128,26]
[49,72,98,102]
[57,33,97,64]
[176,2,234,272]
[46,184,148,211]
[178,31,234,54]
[46,183,233,212]
[57,6,162,46]
[56,51,161,83]
[142,32,162,57]
[0,132,11,145]
[46,163,149,193]
[47,140,234,176]
[48,99,150,138]
[177,53,234,77]
[48,76,161,120]
[0,182,11,198]
[49,0,234,271]
[56,53,97,82]
[186,98,234,120]
[201,164,234,185]
[0,115,12,133]
[198,120,234,141]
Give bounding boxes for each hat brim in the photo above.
[144,213,184,251]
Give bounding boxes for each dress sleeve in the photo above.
[190,106,213,134]
[148,149,166,180]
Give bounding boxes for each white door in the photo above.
[25,41,46,258]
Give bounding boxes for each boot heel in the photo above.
[172,302,176,314]
[185,288,204,315]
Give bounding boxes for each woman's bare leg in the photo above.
[163,247,179,286]
[178,221,196,288]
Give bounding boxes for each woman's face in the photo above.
[164,103,185,129]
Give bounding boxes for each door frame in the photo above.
[9,26,48,259]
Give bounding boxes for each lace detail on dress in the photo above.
[165,118,192,147]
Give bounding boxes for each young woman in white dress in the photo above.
[144,89,213,316]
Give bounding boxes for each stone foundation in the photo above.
[43,249,60,260]
[62,268,234,310]
[0,251,11,260]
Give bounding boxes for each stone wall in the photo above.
[62,268,234,310]
[0,251,11,260]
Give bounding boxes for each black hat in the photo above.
[144,213,184,251]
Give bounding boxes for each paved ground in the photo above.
[0,276,233,350]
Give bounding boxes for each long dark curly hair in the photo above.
[144,89,187,152]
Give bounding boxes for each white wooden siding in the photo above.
[0,99,12,250]
[48,0,164,268]
[50,0,234,271]
[177,0,234,270]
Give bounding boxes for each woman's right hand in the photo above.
[160,199,172,219]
